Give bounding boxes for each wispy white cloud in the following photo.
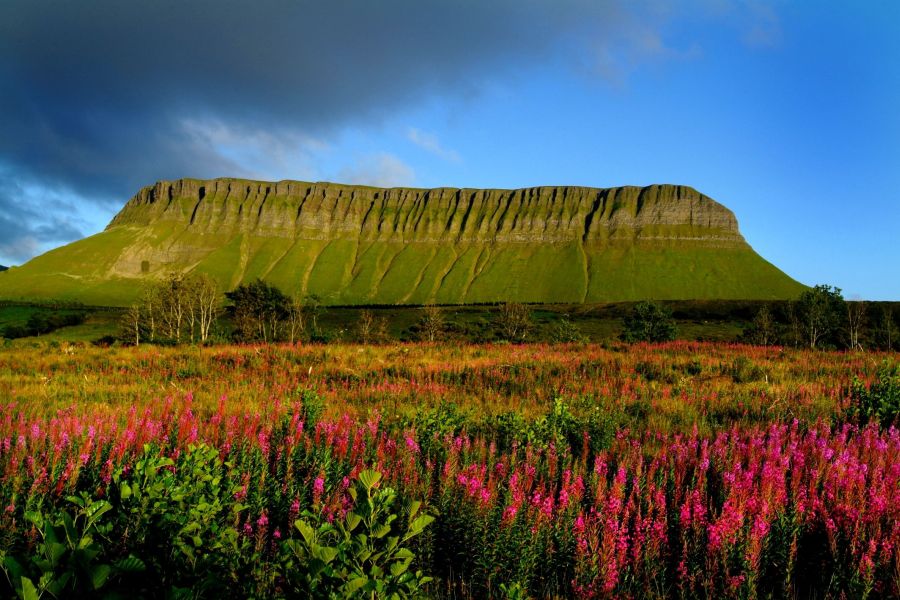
[580,0,781,83]
[407,128,461,163]
[179,119,328,182]
[337,153,416,188]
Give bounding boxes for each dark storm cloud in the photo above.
[0,172,84,262]
[0,0,613,202]
[0,0,775,263]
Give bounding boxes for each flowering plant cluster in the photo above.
[0,342,896,598]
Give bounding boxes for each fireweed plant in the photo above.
[0,341,897,598]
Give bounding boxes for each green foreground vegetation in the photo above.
[0,340,898,598]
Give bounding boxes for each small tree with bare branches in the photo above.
[497,302,532,342]
[417,305,446,342]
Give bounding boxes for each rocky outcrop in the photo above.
[0,178,805,306]
[110,179,744,246]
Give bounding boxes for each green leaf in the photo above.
[20,576,39,600]
[343,576,368,594]
[119,483,131,500]
[87,500,112,521]
[24,511,43,528]
[406,500,421,521]
[311,545,338,564]
[46,572,70,597]
[113,555,146,573]
[3,556,24,580]
[357,470,382,491]
[372,524,392,539]
[345,512,361,532]
[407,514,434,537]
[48,542,67,563]
[75,546,100,565]
[295,519,316,546]
[65,495,85,508]
[61,512,77,544]
[390,559,410,577]
[91,564,112,590]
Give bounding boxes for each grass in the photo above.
[0,181,806,307]
[2,237,804,307]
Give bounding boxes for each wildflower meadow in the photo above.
[0,341,897,598]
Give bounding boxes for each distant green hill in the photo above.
[0,179,805,306]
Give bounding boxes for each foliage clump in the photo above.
[283,470,433,598]
[622,301,677,342]
[849,362,900,426]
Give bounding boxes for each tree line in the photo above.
[741,284,897,350]
[120,275,561,345]
[119,275,896,350]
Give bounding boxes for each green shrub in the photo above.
[622,302,677,343]
[282,470,433,599]
[849,362,900,425]
[0,494,143,599]
[551,318,587,343]
[727,356,767,383]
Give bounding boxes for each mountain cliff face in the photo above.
[0,178,805,305]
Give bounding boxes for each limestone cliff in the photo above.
[110,179,743,245]
[0,178,804,305]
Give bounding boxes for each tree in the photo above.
[875,307,898,351]
[551,316,587,343]
[356,310,377,344]
[743,305,775,346]
[622,301,677,343]
[796,284,844,349]
[356,310,389,344]
[417,305,446,342]
[781,301,803,348]
[188,273,221,343]
[287,294,306,345]
[157,273,189,342]
[496,302,532,342]
[304,294,324,338]
[121,304,144,346]
[846,300,867,351]
[226,279,291,343]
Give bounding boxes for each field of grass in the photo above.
[0,341,897,598]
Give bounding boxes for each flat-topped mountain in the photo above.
[0,178,804,305]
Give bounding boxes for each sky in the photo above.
[0,0,897,299]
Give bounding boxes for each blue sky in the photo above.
[1,1,898,299]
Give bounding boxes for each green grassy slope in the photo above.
[0,179,806,306]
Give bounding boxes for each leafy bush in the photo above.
[726,356,767,383]
[849,362,900,425]
[113,444,245,595]
[298,388,325,429]
[282,470,433,599]
[551,317,587,343]
[622,302,677,342]
[0,494,143,599]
